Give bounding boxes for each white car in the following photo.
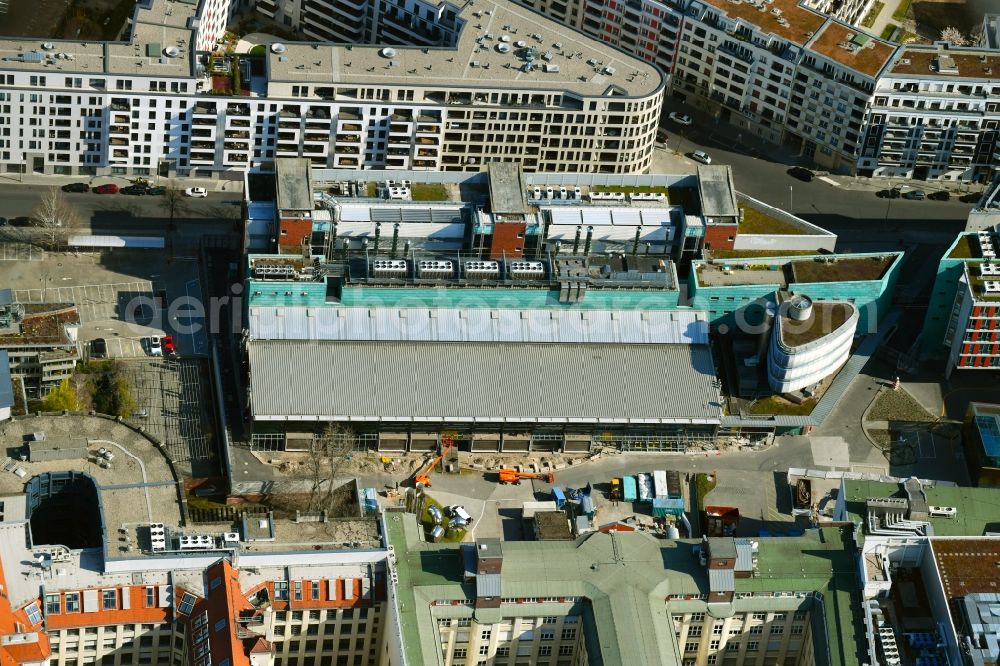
[148,336,163,356]
[691,150,712,165]
[184,187,208,198]
[669,112,693,126]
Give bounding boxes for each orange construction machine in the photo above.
[414,435,454,487]
[497,468,555,485]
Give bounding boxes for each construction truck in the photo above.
[497,468,555,485]
[610,477,621,500]
[413,436,454,487]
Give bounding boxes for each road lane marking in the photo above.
[819,176,841,187]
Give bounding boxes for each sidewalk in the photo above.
[0,171,239,193]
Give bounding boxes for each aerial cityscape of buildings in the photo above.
[0,0,996,662]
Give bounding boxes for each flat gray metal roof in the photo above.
[276,158,313,211]
[697,165,738,220]
[0,350,12,409]
[488,162,528,215]
[249,340,722,423]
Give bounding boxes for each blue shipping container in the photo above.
[623,476,637,502]
[552,486,566,508]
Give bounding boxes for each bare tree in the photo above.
[163,180,185,231]
[31,186,78,249]
[304,423,355,512]
[939,27,968,46]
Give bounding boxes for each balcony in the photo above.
[193,117,216,126]
[111,149,128,158]
[227,104,250,116]
[416,124,440,134]
[113,114,130,124]
[192,103,216,116]
[224,153,249,163]
[335,134,360,143]
[227,119,251,128]
[339,123,362,132]
[109,125,129,135]
[225,142,249,151]
[192,129,214,138]
[336,157,358,166]
[190,152,215,164]
[192,141,215,150]
[304,134,328,143]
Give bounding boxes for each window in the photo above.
[65,593,80,613]
[685,642,699,653]
[24,602,42,624]
[145,587,155,607]
[540,629,554,641]
[274,582,289,600]
[215,619,227,632]
[46,595,61,615]
[497,647,510,657]
[727,642,740,651]
[710,640,720,650]
[178,592,197,615]
[747,641,759,652]
[311,581,320,599]
[712,623,723,635]
[453,648,467,658]
[770,625,784,634]
[294,581,303,601]
[791,624,804,635]
[690,613,705,621]
[558,645,573,656]
[688,626,703,637]
[750,626,763,634]
[481,630,491,640]
[478,645,489,655]
[752,613,766,620]
[561,628,576,640]
[543,616,557,624]
[102,590,117,610]
[210,577,222,591]
[539,645,552,656]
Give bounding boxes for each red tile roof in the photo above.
[701,0,826,46]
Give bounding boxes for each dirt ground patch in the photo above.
[911,0,990,38]
[0,0,133,39]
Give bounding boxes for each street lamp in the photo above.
[789,186,793,213]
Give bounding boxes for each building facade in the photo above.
[0,0,662,178]
[518,0,1000,181]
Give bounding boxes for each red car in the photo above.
[162,335,175,355]
[92,184,118,194]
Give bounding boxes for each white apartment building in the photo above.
[519,0,1000,181]
[0,0,663,179]
[862,43,1000,181]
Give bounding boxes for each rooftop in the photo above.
[839,480,1000,539]
[698,0,826,47]
[266,0,662,97]
[931,539,1000,626]
[695,253,898,288]
[276,158,313,211]
[249,340,723,423]
[697,165,738,221]
[808,22,896,79]
[889,46,1000,80]
[0,307,80,345]
[777,301,855,347]
[387,513,864,666]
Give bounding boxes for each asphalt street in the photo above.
[0,184,241,236]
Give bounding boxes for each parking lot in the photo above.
[0,248,208,358]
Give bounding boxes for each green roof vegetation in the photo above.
[779,302,852,346]
[738,204,807,235]
[409,183,449,201]
[948,234,979,259]
[790,256,894,283]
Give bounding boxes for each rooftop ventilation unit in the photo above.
[372,259,408,275]
[509,260,545,277]
[980,263,1000,276]
[179,535,216,550]
[464,260,500,276]
[41,42,55,50]
[270,43,286,54]
[543,64,560,73]
[163,46,181,58]
[984,281,1000,293]
[380,47,397,58]
[496,42,512,53]
[417,260,453,276]
[223,532,240,543]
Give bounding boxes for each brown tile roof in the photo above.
[890,47,1000,80]
[930,538,1000,626]
[701,0,826,46]
[809,22,896,77]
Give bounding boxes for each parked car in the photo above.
[0,218,7,227]
[92,184,118,194]
[184,187,208,198]
[669,112,692,126]
[656,129,669,142]
[148,336,163,356]
[146,186,166,195]
[91,338,108,358]
[120,185,148,195]
[960,192,981,203]
[902,189,926,200]
[162,335,175,355]
[787,166,814,182]
[61,182,90,193]
[10,217,32,226]
[691,150,712,165]
[928,190,951,201]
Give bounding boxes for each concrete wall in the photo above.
[920,235,971,358]
[734,234,837,253]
